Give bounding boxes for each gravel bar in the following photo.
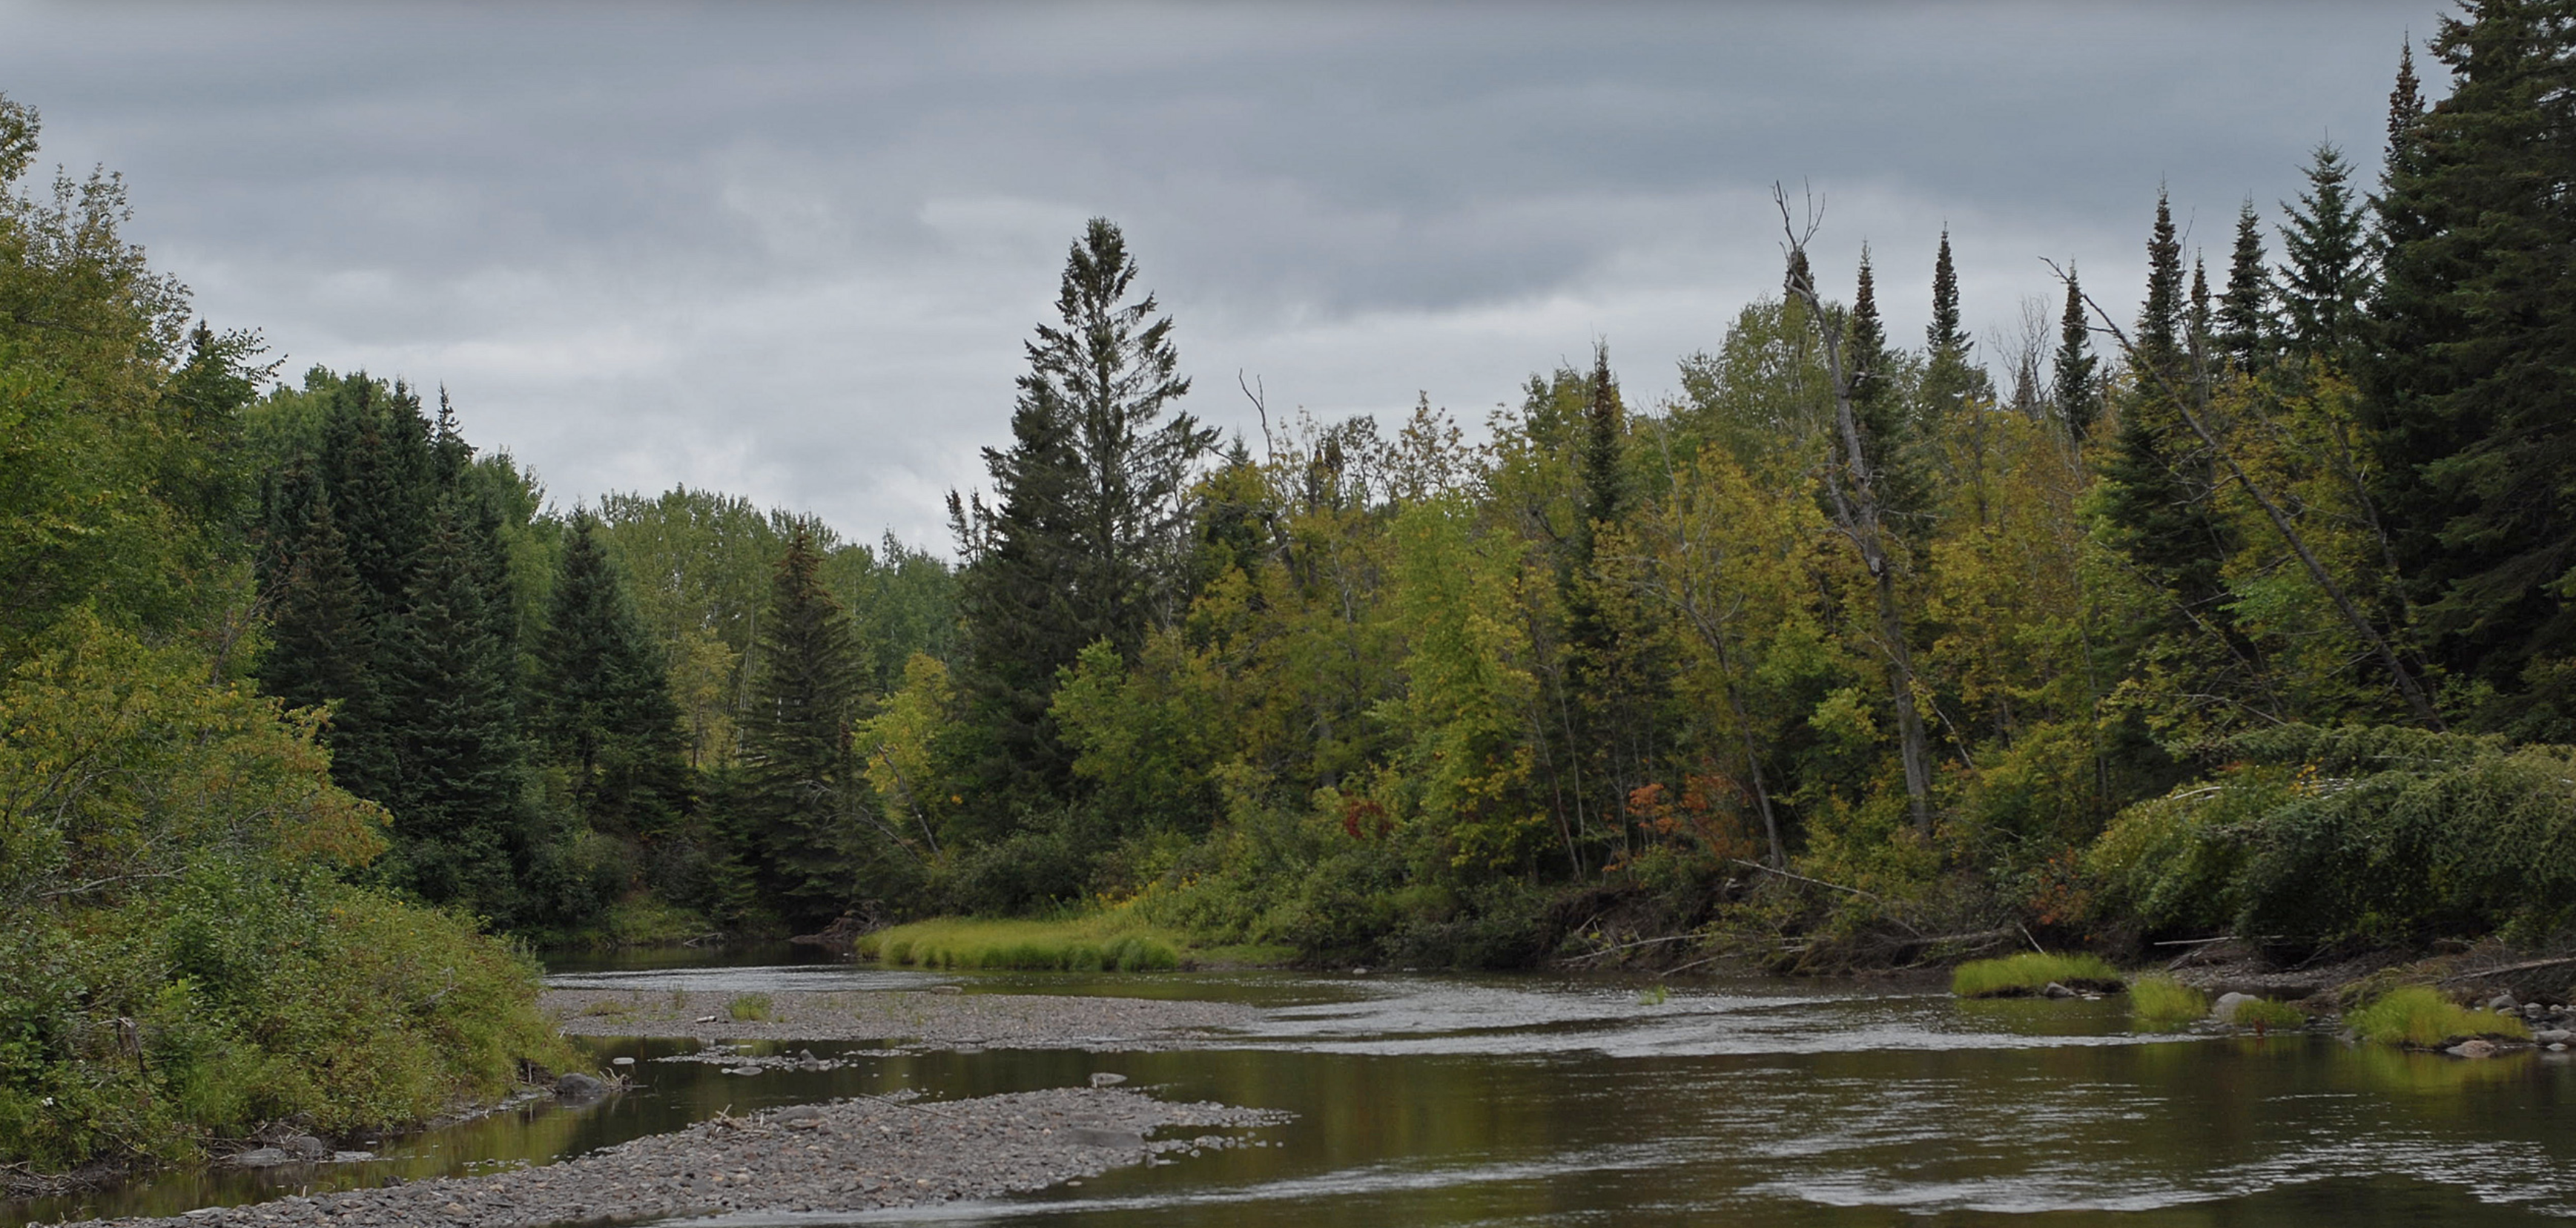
[547,988,1260,1049]
[42,1087,1289,1228]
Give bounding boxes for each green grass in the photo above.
[726,993,775,1022]
[857,916,1188,972]
[1638,984,1671,1006]
[2345,985,2530,1047]
[2233,998,2308,1031]
[1951,952,2126,998]
[2128,974,2209,1027]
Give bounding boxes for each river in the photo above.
[16,945,2576,1226]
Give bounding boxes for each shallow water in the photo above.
[14,947,2576,1227]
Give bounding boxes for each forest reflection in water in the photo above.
[16,957,2576,1227]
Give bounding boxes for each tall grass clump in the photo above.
[2128,975,2208,1027]
[2345,985,2531,1047]
[1952,952,2124,997]
[858,917,1184,972]
[727,993,775,1021]
[2233,998,2308,1031]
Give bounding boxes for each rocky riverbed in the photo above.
[546,986,1261,1049]
[41,1087,1289,1228]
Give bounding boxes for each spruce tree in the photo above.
[730,527,871,928]
[2053,265,2100,438]
[1927,229,1965,355]
[535,511,689,839]
[378,499,529,917]
[1846,248,1929,532]
[2278,142,2370,362]
[2361,1,2576,730]
[2137,189,2186,380]
[2219,200,2273,369]
[259,491,389,794]
[948,218,1216,822]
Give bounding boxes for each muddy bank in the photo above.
[42,1087,1287,1228]
[547,986,1259,1049]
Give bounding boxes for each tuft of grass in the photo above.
[1952,952,2126,998]
[2128,975,2208,1027]
[2233,997,2308,1031]
[726,993,775,1022]
[858,917,1186,972]
[2346,985,2530,1047]
[1638,984,1671,1006]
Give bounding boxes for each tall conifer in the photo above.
[2279,143,2370,361]
[536,512,689,839]
[2053,265,2099,438]
[2219,201,2273,369]
[730,527,871,927]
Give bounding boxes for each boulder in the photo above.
[2489,992,2519,1014]
[2210,991,2259,1024]
[2447,1038,2500,1058]
[277,1134,329,1161]
[555,1072,609,1098]
[2041,982,2077,1000]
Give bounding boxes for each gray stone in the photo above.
[726,1065,764,1076]
[1067,1127,1145,1149]
[2447,1038,2500,1058]
[226,1147,294,1168]
[2041,981,2077,1000]
[2489,993,2519,1013]
[1090,1072,1128,1087]
[773,1105,825,1121]
[611,1056,636,1066]
[555,1072,610,1098]
[2534,1029,2572,1044]
[2210,991,2259,1023]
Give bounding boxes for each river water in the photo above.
[16,946,2576,1227]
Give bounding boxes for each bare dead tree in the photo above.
[1773,185,1938,836]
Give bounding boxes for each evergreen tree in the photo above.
[258,491,387,792]
[730,527,873,928]
[2278,142,2370,361]
[378,499,529,917]
[2361,1,2576,731]
[2053,264,2100,438]
[948,218,1216,819]
[2136,189,2186,381]
[1927,229,1966,355]
[535,511,689,839]
[1846,248,1929,532]
[2219,200,2274,369]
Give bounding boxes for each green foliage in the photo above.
[2087,726,2576,943]
[2127,975,2209,1028]
[2345,985,2529,1047]
[533,512,690,843]
[1951,952,2124,997]
[726,993,774,1022]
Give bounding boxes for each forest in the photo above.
[8,1,2576,1174]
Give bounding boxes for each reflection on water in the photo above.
[13,951,2576,1228]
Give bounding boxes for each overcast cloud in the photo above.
[1,1,2443,549]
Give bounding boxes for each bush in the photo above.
[1952,952,2124,997]
[2345,985,2530,1047]
[2128,975,2208,1027]
[2087,725,2576,944]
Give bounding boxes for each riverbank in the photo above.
[546,986,1262,1048]
[38,1087,1288,1228]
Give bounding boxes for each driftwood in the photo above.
[2435,955,2576,986]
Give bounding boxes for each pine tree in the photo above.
[1846,248,1929,532]
[1927,229,1965,355]
[2053,264,2100,438]
[535,511,689,839]
[948,218,1216,819]
[730,527,871,927]
[2361,1,2576,731]
[2279,142,2370,361]
[2219,200,2273,369]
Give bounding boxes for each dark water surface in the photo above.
[14,945,2576,1227]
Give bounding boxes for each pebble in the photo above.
[52,1089,1289,1228]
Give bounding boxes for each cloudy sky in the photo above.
[2,1,2442,549]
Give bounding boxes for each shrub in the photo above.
[1952,952,2124,997]
[2345,985,2530,1047]
[2128,975,2208,1027]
